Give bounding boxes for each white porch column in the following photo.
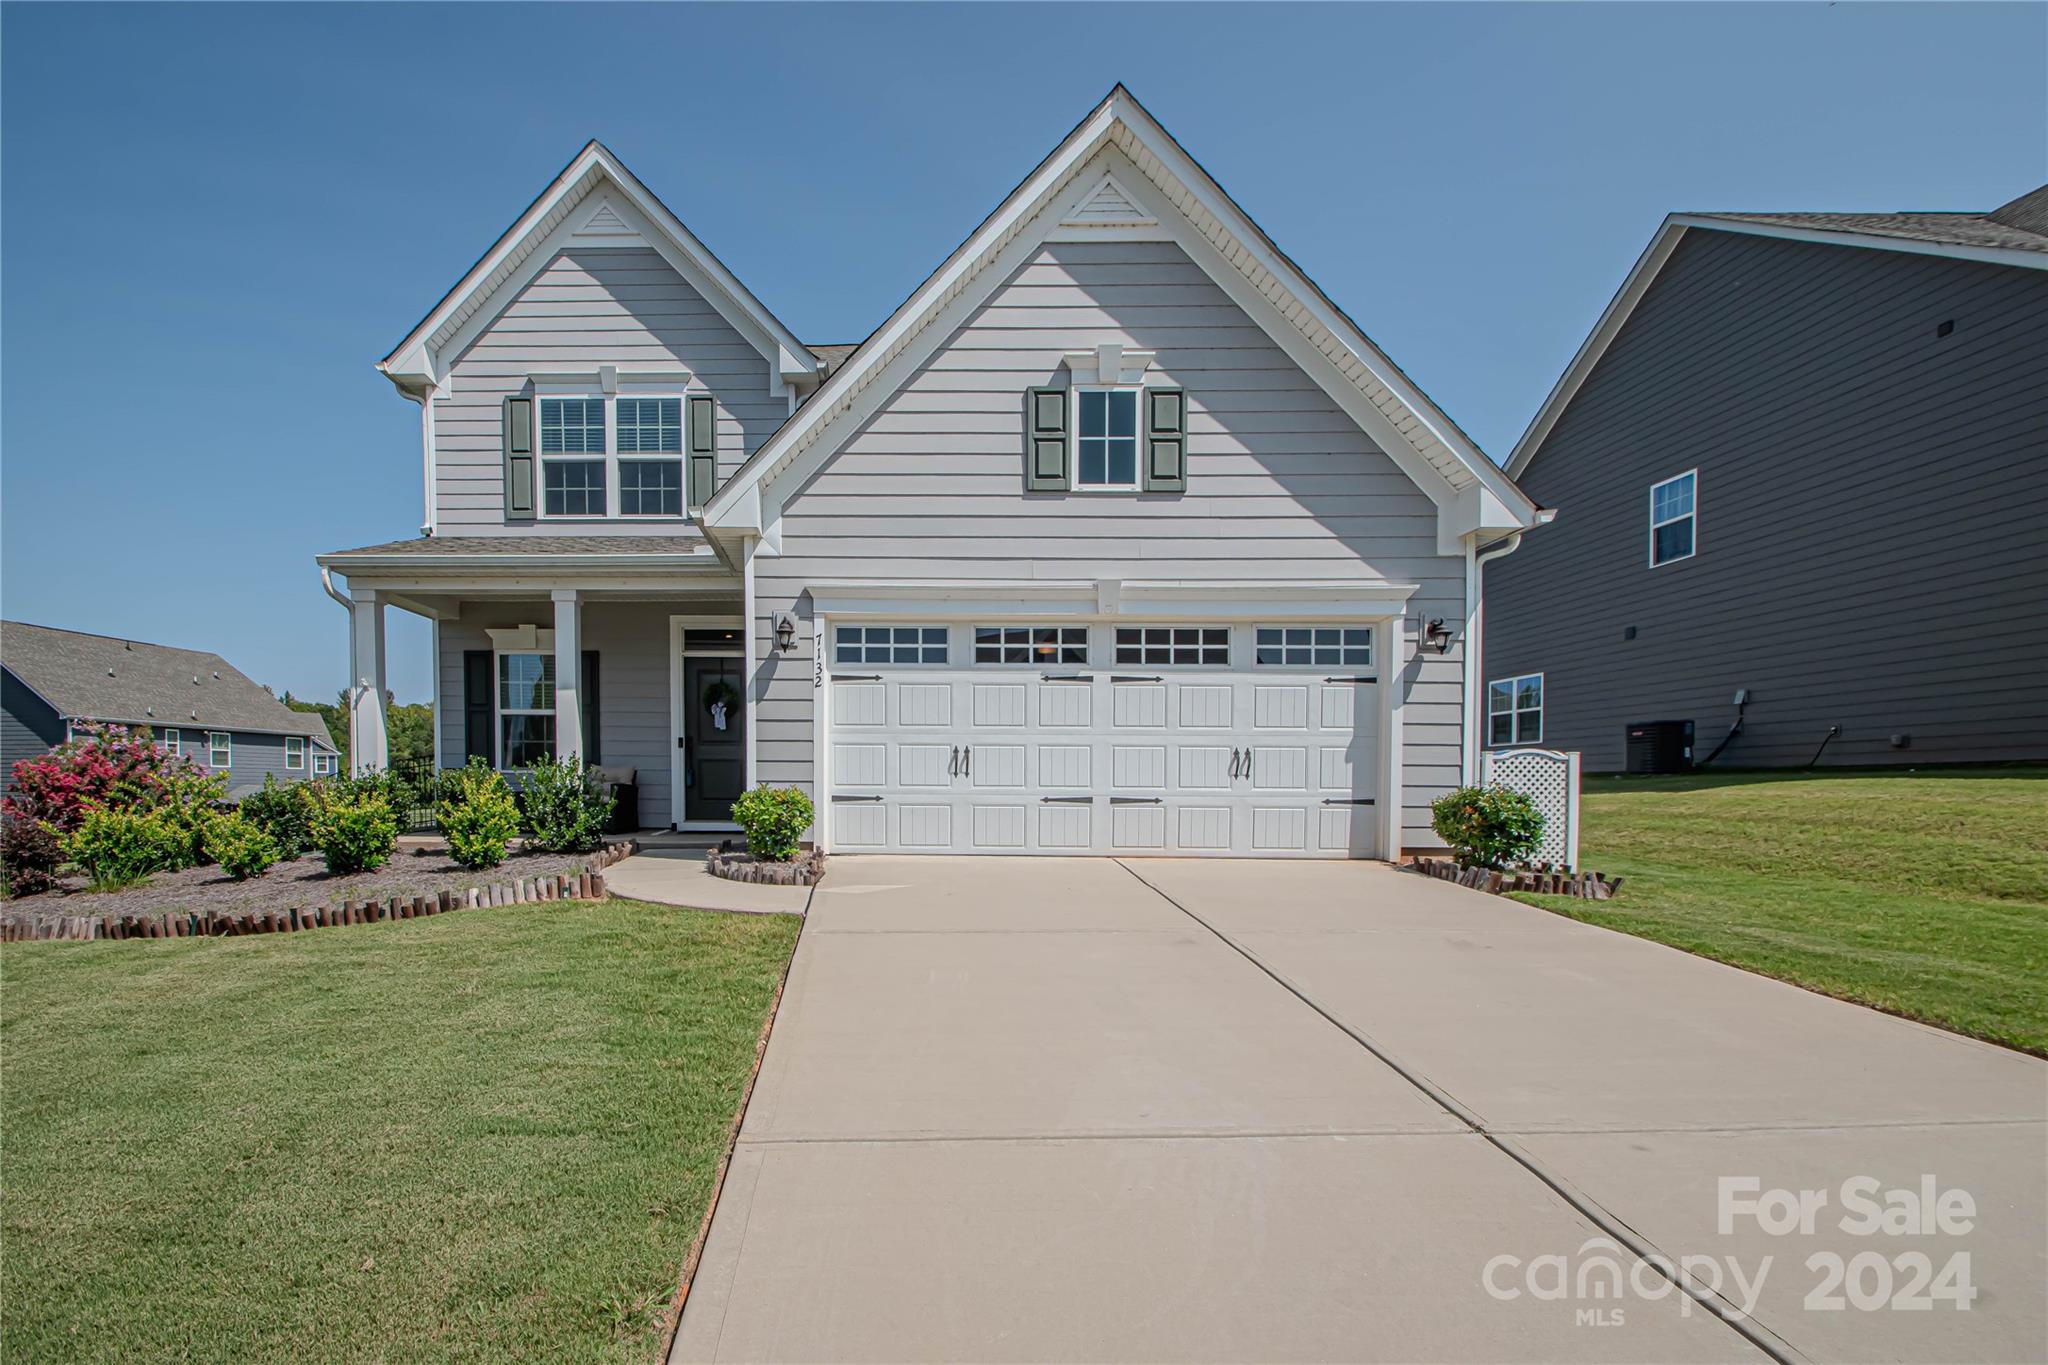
[349,590,389,774]
[552,589,582,762]
[742,535,759,789]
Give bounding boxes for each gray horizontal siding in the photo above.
[435,247,784,535]
[754,239,1469,847]
[437,599,737,828]
[2,669,65,788]
[1485,229,2048,771]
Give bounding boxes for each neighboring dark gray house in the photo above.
[1482,186,2048,772]
[1,621,339,796]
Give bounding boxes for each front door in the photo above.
[684,656,745,821]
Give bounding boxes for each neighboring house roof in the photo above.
[704,85,1540,544]
[378,140,820,398]
[1507,182,2048,477]
[0,621,337,748]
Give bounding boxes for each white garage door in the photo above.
[824,623,1380,857]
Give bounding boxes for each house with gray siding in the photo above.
[1,621,339,794]
[318,88,1544,857]
[1482,186,2048,772]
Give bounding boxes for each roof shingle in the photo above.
[1689,184,2048,257]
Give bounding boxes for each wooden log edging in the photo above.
[0,839,642,943]
[1406,855,1622,901]
[705,848,825,887]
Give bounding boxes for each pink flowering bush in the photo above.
[1,725,225,895]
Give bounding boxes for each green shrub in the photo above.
[306,788,399,876]
[143,764,229,870]
[438,761,519,870]
[1430,785,1545,870]
[519,754,614,854]
[239,775,312,860]
[731,785,813,862]
[65,806,180,890]
[205,812,281,881]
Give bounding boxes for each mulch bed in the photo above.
[2,840,631,928]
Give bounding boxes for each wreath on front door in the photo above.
[700,679,741,725]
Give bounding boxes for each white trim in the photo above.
[429,616,442,771]
[1506,213,2048,480]
[485,625,555,652]
[493,648,556,770]
[805,577,1419,621]
[1070,383,1143,491]
[285,735,306,771]
[742,536,759,791]
[162,726,181,757]
[1648,468,1698,567]
[207,730,233,770]
[667,613,747,830]
[1484,672,1545,749]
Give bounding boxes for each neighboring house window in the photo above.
[834,626,948,665]
[1255,627,1371,667]
[1487,674,1543,746]
[313,752,336,776]
[286,736,305,770]
[617,397,685,516]
[161,727,181,757]
[1649,471,1697,566]
[208,732,232,769]
[540,397,607,517]
[1074,387,1140,489]
[498,652,555,767]
[1115,627,1228,666]
[975,625,1087,665]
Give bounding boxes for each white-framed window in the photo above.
[1649,470,1697,567]
[975,625,1087,665]
[539,396,608,517]
[161,727,181,757]
[208,732,232,769]
[834,625,948,666]
[1487,674,1543,747]
[285,736,305,770]
[1074,386,1141,489]
[1255,626,1372,667]
[497,652,556,767]
[1114,626,1228,666]
[616,396,685,517]
[313,751,336,776]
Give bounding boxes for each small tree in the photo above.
[1430,785,1545,871]
[731,785,813,862]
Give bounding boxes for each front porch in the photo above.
[315,537,758,832]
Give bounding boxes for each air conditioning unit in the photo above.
[1626,719,1695,774]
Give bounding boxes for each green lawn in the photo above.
[1515,768,2048,1055]
[1,901,801,1363]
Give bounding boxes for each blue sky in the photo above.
[3,2,2042,703]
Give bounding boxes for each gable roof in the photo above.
[1,621,337,748]
[379,141,819,396]
[1509,183,2048,478]
[704,86,1539,542]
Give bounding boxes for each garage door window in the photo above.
[975,625,1087,664]
[1256,627,1372,667]
[835,625,948,665]
[1115,626,1228,666]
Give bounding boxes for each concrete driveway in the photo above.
[672,859,2046,1364]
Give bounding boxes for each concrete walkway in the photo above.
[605,842,812,916]
[672,858,2046,1364]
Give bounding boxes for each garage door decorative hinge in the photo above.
[1321,797,1377,805]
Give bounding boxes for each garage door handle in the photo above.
[1040,795,1093,804]
[962,747,970,777]
[1041,673,1092,682]
[834,674,882,682]
[948,745,960,776]
[1322,797,1377,805]
[1111,674,1162,683]
[1110,796,1162,805]
[1325,676,1378,684]
[832,794,883,802]
[1229,747,1241,779]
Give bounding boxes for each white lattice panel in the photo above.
[1480,748,1581,871]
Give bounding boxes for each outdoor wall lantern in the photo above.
[1424,618,1454,654]
[773,613,798,653]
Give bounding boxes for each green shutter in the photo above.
[1143,386,1186,493]
[503,396,535,518]
[1024,387,1070,492]
[687,394,717,509]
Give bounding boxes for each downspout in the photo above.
[321,565,359,724]
[1464,531,1526,782]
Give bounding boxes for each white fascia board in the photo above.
[807,578,1416,620]
[315,548,721,570]
[1672,215,2048,274]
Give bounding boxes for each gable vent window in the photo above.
[975,625,1087,665]
[1076,388,1140,488]
[1115,627,1228,666]
[539,397,608,517]
[1649,471,1697,567]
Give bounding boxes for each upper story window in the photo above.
[1075,387,1140,489]
[1255,627,1371,667]
[540,397,607,517]
[835,626,948,666]
[1649,471,1697,567]
[1487,674,1543,746]
[975,625,1087,665]
[616,397,684,517]
[286,736,305,770]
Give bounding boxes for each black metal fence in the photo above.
[385,756,440,834]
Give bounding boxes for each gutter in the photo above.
[321,566,359,722]
[1464,525,1540,782]
[312,550,721,571]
